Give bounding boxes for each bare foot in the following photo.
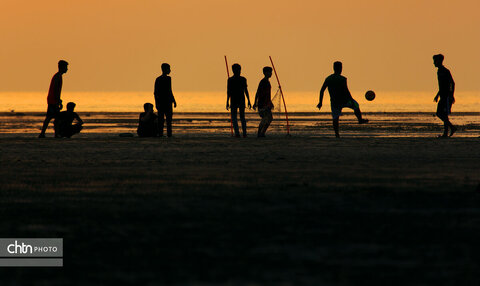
[449,126,457,137]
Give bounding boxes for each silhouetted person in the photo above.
[54,102,83,138]
[253,67,274,137]
[154,63,177,137]
[433,54,456,137]
[39,60,68,138]
[317,61,368,138]
[137,103,158,137]
[227,63,252,137]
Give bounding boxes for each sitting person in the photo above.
[54,102,83,138]
[137,103,158,137]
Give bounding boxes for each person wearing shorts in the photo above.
[154,63,177,137]
[253,67,274,137]
[317,61,368,138]
[433,54,456,138]
[226,63,252,138]
[39,60,68,138]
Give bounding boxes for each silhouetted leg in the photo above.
[257,109,266,137]
[441,116,456,137]
[448,119,456,137]
[71,123,83,137]
[333,118,340,138]
[261,110,272,135]
[39,104,60,137]
[166,108,173,137]
[158,110,165,137]
[436,100,450,137]
[39,115,53,137]
[231,108,240,137]
[154,119,159,137]
[239,107,247,137]
[354,108,368,124]
[437,99,456,137]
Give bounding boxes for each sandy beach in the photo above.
[0,135,479,285]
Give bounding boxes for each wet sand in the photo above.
[0,136,480,285]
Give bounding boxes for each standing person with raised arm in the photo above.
[227,63,252,138]
[39,60,68,138]
[433,54,456,138]
[317,61,368,138]
[253,67,274,137]
[154,63,177,137]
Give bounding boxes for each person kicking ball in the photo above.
[317,61,368,138]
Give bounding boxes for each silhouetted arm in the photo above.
[226,78,231,110]
[154,77,160,110]
[253,83,260,110]
[318,80,327,109]
[169,77,177,108]
[74,113,83,125]
[450,74,455,103]
[243,78,251,109]
[345,79,354,101]
[140,110,154,122]
[51,74,63,106]
[245,85,251,109]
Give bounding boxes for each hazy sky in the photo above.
[1,0,479,92]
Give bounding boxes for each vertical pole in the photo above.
[224,56,234,137]
[269,56,290,135]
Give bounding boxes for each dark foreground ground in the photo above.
[0,136,479,285]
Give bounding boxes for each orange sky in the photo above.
[1,0,479,93]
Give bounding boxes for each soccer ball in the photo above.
[365,90,376,101]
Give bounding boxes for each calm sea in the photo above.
[1,91,479,113]
[0,91,479,137]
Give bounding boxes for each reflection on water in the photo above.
[1,91,479,113]
[1,112,479,138]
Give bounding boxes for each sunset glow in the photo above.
[1,0,479,95]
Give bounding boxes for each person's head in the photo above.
[232,63,241,75]
[433,54,444,68]
[58,60,69,74]
[66,102,76,112]
[143,102,154,112]
[161,63,171,75]
[263,66,273,78]
[333,61,342,74]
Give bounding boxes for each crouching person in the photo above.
[55,102,83,138]
[137,103,158,137]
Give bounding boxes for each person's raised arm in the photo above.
[317,80,327,110]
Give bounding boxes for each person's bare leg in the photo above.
[446,117,456,137]
[354,108,368,124]
[333,118,340,138]
[436,113,449,138]
[257,117,265,137]
[39,116,52,137]
[261,113,272,135]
